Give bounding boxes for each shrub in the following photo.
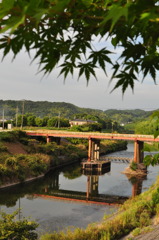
[5,157,17,167]
[0,143,8,153]
[152,187,159,206]
[0,164,10,176]
[0,130,29,143]
[0,211,38,240]
[131,227,141,237]
[139,210,151,227]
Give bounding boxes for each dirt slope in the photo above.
[5,142,27,154]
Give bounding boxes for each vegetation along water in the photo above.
[0,107,159,239]
[1,133,159,239]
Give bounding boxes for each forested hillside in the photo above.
[0,99,156,124]
[0,100,103,119]
[104,109,153,124]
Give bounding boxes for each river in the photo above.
[0,143,159,235]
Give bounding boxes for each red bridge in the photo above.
[26,130,159,164]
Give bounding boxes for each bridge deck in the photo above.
[25,130,159,142]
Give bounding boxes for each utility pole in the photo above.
[15,106,18,128]
[112,121,114,133]
[2,108,4,129]
[21,100,25,129]
[58,112,60,128]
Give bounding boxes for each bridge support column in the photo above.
[46,136,51,143]
[88,138,92,162]
[94,141,100,161]
[134,140,144,163]
[88,138,100,161]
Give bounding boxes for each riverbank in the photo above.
[0,131,127,189]
[1,139,158,240]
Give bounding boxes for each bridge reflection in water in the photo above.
[34,164,145,206]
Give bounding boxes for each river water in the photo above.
[0,143,159,235]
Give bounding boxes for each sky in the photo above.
[1,46,159,111]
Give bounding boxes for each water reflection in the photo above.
[0,162,146,207]
[126,174,147,197]
[1,143,159,233]
[40,166,129,205]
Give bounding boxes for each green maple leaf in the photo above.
[111,70,137,94]
[100,4,128,31]
[89,48,112,75]
[58,61,76,80]
[78,62,97,84]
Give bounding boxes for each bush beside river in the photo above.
[100,139,127,155]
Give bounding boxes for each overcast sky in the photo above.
[1,46,159,111]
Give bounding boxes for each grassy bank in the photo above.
[40,176,159,240]
[0,131,50,186]
[0,153,50,186]
[0,131,87,187]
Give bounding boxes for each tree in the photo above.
[27,115,36,126]
[47,116,70,127]
[0,1,159,93]
[142,111,159,166]
[42,116,49,126]
[13,114,27,127]
[35,117,43,127]
[0,210,38,240]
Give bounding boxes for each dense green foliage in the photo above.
[0,130,27,142]
[100,140,127,154]
[132,111,159,167]
[34,141,87,163]
[71,122,102,132]
[1,1,159,92]
[105,109,152,125]
[0,211,38,240]
[0,153,50,184]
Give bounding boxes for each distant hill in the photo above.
[0,99,156,123]
[104,109,153,123]
[0,100,103,119]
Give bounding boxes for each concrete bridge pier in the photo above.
[134,140,144,163]
[46,135,51,143]
[46,136,61,144]
[88,138,100,161]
